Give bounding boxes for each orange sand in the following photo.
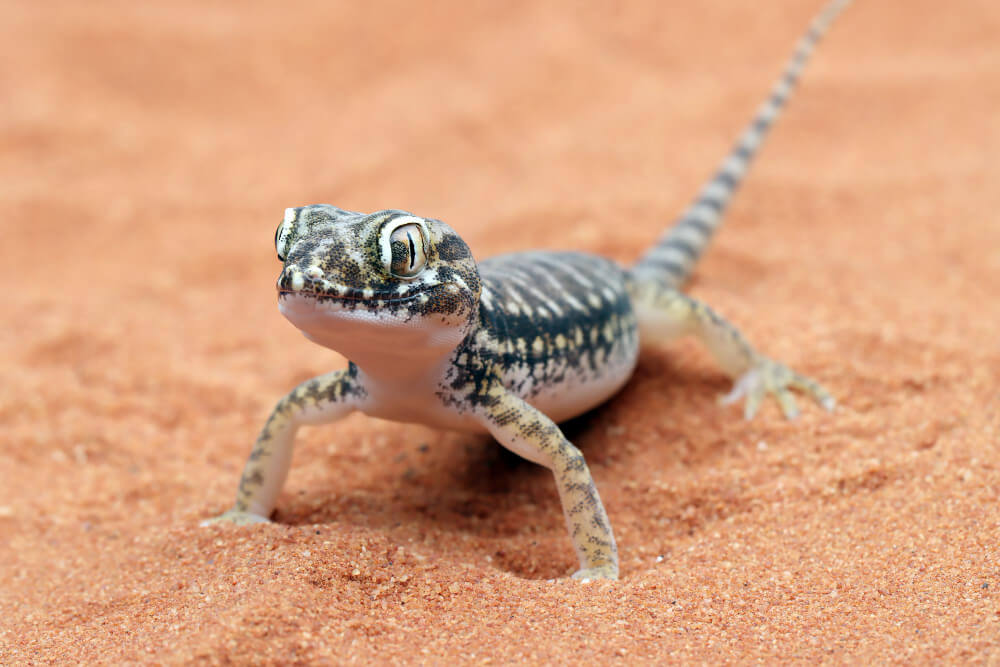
[2,0,999,662]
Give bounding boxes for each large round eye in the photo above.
[274,222,286,261]
[275,208,298,261]
[388,223,427,278]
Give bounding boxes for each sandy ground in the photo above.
[2,0,999,663]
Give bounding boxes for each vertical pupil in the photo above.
[389,224,424,276]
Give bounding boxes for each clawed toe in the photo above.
[200,509,271,526]
[571,564,619,581]
[724,358,833,420]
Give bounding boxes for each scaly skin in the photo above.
[205,0,850,580]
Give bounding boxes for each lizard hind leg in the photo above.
[630,280,834,420]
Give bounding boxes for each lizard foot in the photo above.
[720,357,835,420]
[200,509,271,527]
[571,563,619,582]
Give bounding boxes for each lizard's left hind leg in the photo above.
[631,281,834,420]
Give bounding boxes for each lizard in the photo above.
[204,0,850,581]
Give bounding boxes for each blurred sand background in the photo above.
[2,0,999,662]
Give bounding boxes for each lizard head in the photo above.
[273,205,481,357]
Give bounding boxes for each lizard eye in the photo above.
[274,223,286,261]
[275,208,298,262]
[388,223,427,278]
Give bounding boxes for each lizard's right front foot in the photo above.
[200,509,271,527]
[571,563,619,582]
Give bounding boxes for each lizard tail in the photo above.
[631,0,851,289]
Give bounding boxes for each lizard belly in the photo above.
[510,347,638,424]
[358,374,487,432]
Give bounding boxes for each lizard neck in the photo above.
[337,336,460,388]
[282,293,474,387]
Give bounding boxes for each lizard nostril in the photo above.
[305,266,323,280]
[279,266,306,292]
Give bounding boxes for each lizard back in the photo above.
[453,251,640,423]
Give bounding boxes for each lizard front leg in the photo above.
[632,283,834,420]
[476,388,618,581]
[203,365,367,524]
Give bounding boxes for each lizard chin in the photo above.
[277,291,471,364]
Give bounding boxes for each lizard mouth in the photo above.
[276,281,474,322]
[276,284,430,304]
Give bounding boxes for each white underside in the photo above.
[279,293,480,430]
[498,355,637,425]
[355,361,636,433]
[279,293,638,434]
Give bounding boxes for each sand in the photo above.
[2,0,999,662]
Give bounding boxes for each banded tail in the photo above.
[632,0,851,288]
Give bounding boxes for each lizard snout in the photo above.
[277,265,332,293]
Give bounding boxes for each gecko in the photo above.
[205,0,850,581]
